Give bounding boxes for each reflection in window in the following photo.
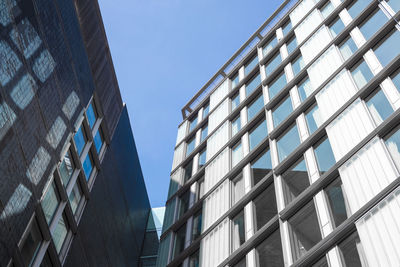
[177,190,190,219]
[83,152,94,180]
[246,73,261,96]
[297,77,313,102]
[203,104,209,118]
[232,73,240,89]
[292,55,305,77]
[385,0,400,12]
[263,36,278,56]
[384,127,400,171]
[255,230,284,266]
[198,148,206,169]
[391,69,400,92]
[251,150,272,186]
[287,36,298,55]
[20,218,43,267]
[74,126,86,155]
[305,104,323,134]
[329,17,345,38]
[321,1,334,18]
[272,95,293,127]
[232,93,240,111]
[247,94,264,122]
[189,250,200,267]
[186,136,196,156]
[86,102,97,128]
[359,9,387,41]
[282,157,309,205]
[338,232,366,267]
[268,72,287,99]
[244,55,259,75]
[52,214,68,253]
[366,89,393,125]
[347,0,372,19]
[282,20,292,36]
[265,53,282,76]
[172,224,186,259]
[373,29,400,67]
[232,116,241,137]
[197,178,205,200]
[314,137,336,174]
[249,119,268,151]
[41,180,59,224]
[253,183,277,230]
[183,159,193,183]
[189,116,198,132]
[339,36,357,61]
[192,210,202,241]
[201,125,208,142]
[232,211,246,251]
[69,181,83,215]
[277,124,301,162]
[325,178,350,227]
[59,150,74,187]
[93,129,103,154]
[232,142,243,167]
[289,201,322,261]
[351,60,373,89]
[232,173,245,205]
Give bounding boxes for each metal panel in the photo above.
[200,218,230,267]
[300,26,332,64]
[290,0,317,26]
[210,80,229,111]
[209,98,229,133]
[204,148,230,194]
[294,9,323,43]
[207,121,230,160]
[176,121,188,145]
[172,143,185,170]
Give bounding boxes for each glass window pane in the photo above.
[233,258,246,267]
[287,36,298,55]
[189,250,200,267]
[351,60,373,89]
[192,210,202,241]
[305,104,323,134]
[277,124,301,162]
[186,136,196,156]
[268,72,287,99]
[172,224,186,259]
[183,159,193,183]
[263,37,278,56]
[366,89,393,125]
[41,181,59,224]
[282,157,310,205]
[386,0,400,12]
[247,94,264,122]
[52,214,68,253]
[292,56,305,77]
[255,230,284,266]
[289,201,322,261]
[232,116,241,137]
[359,9,388,41]
[314,137,336,174]
[253,183,277,230]
[177,191,190,219]
[384,127,400,170]
[198,148,206,169]
[282,20,292,36]
[348,0,372,18]
[297,77,314,102]
[74,126,86,155]
[232,73,240,89]
[329,17,345,38]
[374,29,400,67]
[189,116,198,132]
[321,1,334,18]
[232,142,243,167]
[232,174,245,205]
[245,55,259,75]
[20,219,43,267]
[338,232,366,267]
[232,211,246,251]
[325,178,350,227]
[265,52,282,76]
[86,102,97,128]
[249,119,268,151]
[273,95,293,127]
[251,150,272,186]
[93,129,103,154]
[68,182,82,215]
[339,36,357,61]
[201,125,208,142]
[246,73,261,96]
[391,69,400,92]
[203,104,209,118]
[82,152,93,180]
[59,150,74,187]
[40,251,53,267]
[232,93,240,111]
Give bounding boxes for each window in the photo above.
[69,181,83,215]
[20,218,43,267]
[232,142,243,167]
[373,29,400,67]
[288,201,322,261]
[359,9,388,40]
[347,0,372,19]
[232,210,246,251]
[183,159,193,183]
[189,250,200,267]
[203,103,210,118]
[277,124,301,162]
[52,213,69,253]
[351,60,373,89]
[385,0,400,12]
[232,73,240,89]
[86,102,97,128]
[59,150,74,187]
[233,258,246,267]
[232,173,245,206]
[82,152,93,180]
[253,183,277,230]
[312,256,329,267]
[198,148,206,168]
[384,127,400,170]
[186,136,196,156]
[172,224,186,259]
[197,178,205,200]
[255,230,284,266]
[231,93,240,111]
[93,129,104,154]
[244,55,259,75]
[305,104,322,134]
[287,36,298,55]
[321,1,334,18]
[74,126,86,155]
[263,36,278,56]
[268,72,287,100]
[325,178,350,227]
[231,116,241,137]
[265,52,282,75]
[201,125,208,142]
[247,94,264,122]
[281,157,310,205]
[391,69,400,92]
[337,232,366,267]
[272,95,293,127]
[41,180,59,224]
[292,55,305,76]
[245,73,261,96]
[297,77,313,102]
[189,116,198,132]
[329,17,345,38]
[251,150,272,186]
[40,251,53,267]
[177,190,190,219]
[314,137,336,174]
[339,36,357,61]
[192,210,202,241]
[366,89,393,125]
[249,119,268,151]
[282,20,292,36]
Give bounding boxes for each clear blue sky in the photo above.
[98,0,282,207]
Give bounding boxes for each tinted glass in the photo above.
[232,74,240,89]
[249,119,268,151]
[325,178,350,227]
[273,96,293,127]
[172,224,186,258]
[282,158,309,205]
[391,70,400,92]
[21,219,42,266]
[385,127,400,170]
[245,55,259,75]
[321,1,334,18]
[330,18,345,38]
[186,136,196,156]
[338,232,365,267]
[59,151,74,186]
[314,137,336,174]
[233,258,246,267]
[41,181,59,224]
[292,56,305,76]
[255,230,284,266]
[178,191,190,218]
[348,0,372,18]
[268,72,287,99]
[232,93,240,111]
[183,160,193,183]
[201,125,208,142]
[86,102,96,128]
[232,211,246,251]
[189,250,200,267]
[386,0,400,12]
[233,174,245,205]
[69,182,82,214]
[263,37,278,56]
[246,73,261,96]
[374,29,400,67]
[251,150,272,185]
[297,77,313,102]
[265,53,282,75]
[287,36,298,55]
[192,211,202,240]
[277,124,301,162]
[254,183,277,230]
[351,60,373,88]
[198,148,206,168]
[232,116,241,137]
[339,36,357,61]
[74,126,86,155]
[305,104,322,134]
[232,142,243,167]
[52,215,68,253]
[247,94,264,121]
[282,20,292,36]
[189,116,198,132]
[203,104,209,118]
[366,89,393,125]
[83,153,93,180]
[93,130,103,153]
[359,9,387,40]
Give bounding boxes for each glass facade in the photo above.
[277,124,301,162]
[272,95,293,127]
[268,72,287,99]
[249,119,267,151]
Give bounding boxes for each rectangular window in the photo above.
[314,136,336,174]
[20,218,43,267]
[231,93,240,111]
[337,232,366,267]
[198,148,206,169]
[74,125,86,155]
[249,119,268,151]
[247,94,264,122]
[52,213,69,253]
[287,36,298,55]
[177,190,190,219]
[59,150,74,187]
[68,181,83,215]
[83,152,94,181]
[268,71,287,99]
[232,141,243,167]
[329,17,345,38]
[288,201,322,261]
[347,0,372,19]
[282,20,292,36]
[359,9,388,41]
[183,159,193,183]
[192,209,202,241]
[172,224,186,259]
[366,89,393,125]
[292,55,305,76]
[93,128,104,154]
[245,73,261,96]
[253,183,277,230]
[232,173,245,205]
[251,150,272,186]
[272,95,293,127]
[203,103,210,118]
[281,157,310,205]
[321,1,334,19]
[265,53,282,76]
[232,73,240,89]
[231,115,241,137]
[189,116,198,132]
[186,136,196,156]
[391,69,400,92]
[339,36,357,61]
[41,180,59,224]
[384,127,400,170]
[325,178,350,227]
[277,124,301,162]
[232,210,246,251]
[297,77,313,102]
[373,29,400,67]
[305,104,322,134]
[201,125,208,142]
[351,60,373,89]
[86,102,97,128]
[263,36,278,56]
[255,230,284,266]
[244,55,259,75]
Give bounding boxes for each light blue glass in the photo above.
[265,53,282,75]
[263,37,278,56]
[268,72,287,99]
[251,150,272,185]
[292,56,305,76]
[287,37,297,55]
[199,149,206,168]
[359,10,387,41]
[246,73,261,96]
[41,182,59,224]
[247,94,264,122]
[86,103,96,128]
[186,137,196,156]
[330,18,345,38]
[232,74,240,89]
[189,116,198,132]
[297,78,313,102]
[282,20,292,36]
[203,104,209,118]
[277,124,300,162]
[201,125,208,142]
[347,0,372,18]
[314,137,336,174]
[339,36,357,61]
[93,130,103,153]
[351,60,373,89]
[272,96,293,127]
[386,0,400,12]
[52,215,68,253]
[232,142,243,167]
[385,128,400,170]
[321,1,334,18]
[232,116,241,137]
[74,126,86,155]
[232,93,240,111]
[68,182,82,214]
[245,55,259,75]
[83,153,93,180]
[249,120,268,151]
[392,70,400,93]
[366,89,393,125]
[305,105,320,134]
[374,29,400,67]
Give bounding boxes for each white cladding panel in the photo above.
[202,179,230,231]
[326,99,374,160]
[307,45,343,89]
[300,26,332,64]
[210,79,229,111]
[204,148,230,194]
[209,98,229,133]
[294,9,323,43]
[207,121,229,160]
[176,121,187,145]
[172,143,184,170]
[200,218,230,267]
[290,0,317,26]
[356,186,400,267]
[316,69,358,121]
[339,138,398,213]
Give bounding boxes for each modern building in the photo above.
[0,0,157,266]
[158,0,400,266]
